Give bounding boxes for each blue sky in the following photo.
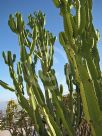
[0,0,102,102]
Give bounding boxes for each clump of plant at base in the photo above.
[0,100,35,136]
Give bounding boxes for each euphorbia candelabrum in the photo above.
[53,0,102,135]
[0,0,102,135]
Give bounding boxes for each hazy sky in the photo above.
[0,0,102,102]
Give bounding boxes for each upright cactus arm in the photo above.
[76,57,102,135]
[8,15,17,33]
[79,3,86,33]
[92,46,101,76]
[1,54,37,125]
[53,0,61,8]
[20,53,62,135]
[8,13,24,34]
[39,72,74,136]
[15,12,24,34]
[64,63,72,92]
[36,20,74,134]
[4,58,34,124]
[33,26,56,74]
[39,70,70,134]
[64,63,74,121]
[84,56,102,111]
[69,46,102,135]
[64,63,82,126]
[70,15,78,38]
[59,84,63,97]
[39,66,74,135]
[59,32,70,53]
[23,29,31,47]
[1,51,22,95]
[39,70,55,117]
[8,12,37,62]
[51,84,74,136]
[80,23,102,111]
[18,90,46,136]
[38,31,75,134]
[75,0,81,30]
[26,84,44,134]
[48,43,54,70]
[67,46,102,135]
[48,70,61,96]
[2,51,8,64]
[73,86,82,127]
[62,10,74,44]
[48,35,56,71]
[1,52,47,135]
[85,0,92,29]
[16,94,34,120]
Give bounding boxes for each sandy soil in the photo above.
[0,130,11,136]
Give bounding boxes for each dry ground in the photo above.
[0,130,11,136]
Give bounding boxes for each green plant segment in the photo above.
[53,0,102,135]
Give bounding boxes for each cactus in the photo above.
[0,11,75,136]
[53,0,102,135]
[0,0,102,135]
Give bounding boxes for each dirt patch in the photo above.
[0,130,11,136]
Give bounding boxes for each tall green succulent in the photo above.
[0,0,102,135]
[53,0,102,135]
[0,11,75,136]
